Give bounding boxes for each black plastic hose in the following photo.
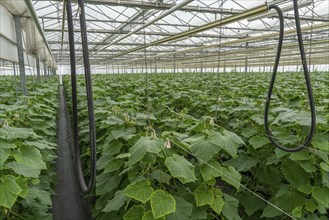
[264,0,316,152]
[67,0,96,193]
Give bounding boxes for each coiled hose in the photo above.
[264,0,316,152]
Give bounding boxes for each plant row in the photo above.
[64,71,329,220]
[0,76,59,219]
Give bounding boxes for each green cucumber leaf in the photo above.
[103,190,127,212]
[0,175,22,209]
[249,136,270,149]
[222,194,241,220]
[150,190,176,219]
[166,196,193,220]
[6,161,41,178]
[312,187,329,207]
[210,130,244,158]
[165,154,196,183]
[142,210,165,220]
[190,137,220,162]
[129,137,164,166]
[13,145,47,169]
[194,185,214,207]
[104,158,122,173]
[221,166,241,190]
[0,139,16,149]
[124,180,154,203]
[123,205,144,220]
[199,160,222,182]
[0,148,10,166]
[96,173,121,196]
[281,160,311,188]
[239,192,265,216]
[210,188,224,215]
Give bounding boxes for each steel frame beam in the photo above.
[30,0,328,70]
[102,4,269,62]
[119,22,329,64]
[36,16,275,32]
[43,28,244,39]
[36,0,244,14]
[47,41,198,47]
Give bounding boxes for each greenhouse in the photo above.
[0,0,328,219]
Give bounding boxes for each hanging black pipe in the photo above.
[78,0,97,193]
[67,0,96,193]
[66,0,78,162]
[264,0,316,152]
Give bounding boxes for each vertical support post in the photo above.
[263,55,266,73]
[173,54,176,74]
[36,55,41,82]
[244,57,248,73]
[43,62,47,79]
[13,62,16,77]
[155,59,157,74]
[14,15,27,96]
[245,42,248,74]
[13,62,18,97]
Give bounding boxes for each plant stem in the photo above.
[9,210,25,220]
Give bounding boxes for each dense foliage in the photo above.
[0,76,58,219]
[68,71,328,220]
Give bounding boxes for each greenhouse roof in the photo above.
[29,0,329,69]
